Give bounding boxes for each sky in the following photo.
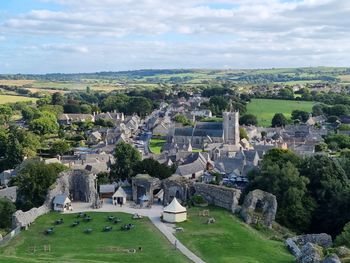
[0,0,349,74]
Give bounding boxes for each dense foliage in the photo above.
[247,149,350,237]
[12,159,67,210]
[0,198,16,230]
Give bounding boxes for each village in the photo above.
[0,90,345,263]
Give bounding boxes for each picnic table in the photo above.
[71,221,80,227]
[113,218,122,224]
[84,228,93,234]
[45,227,54,235]
[121,223,135,231]
[83,216,92,222]
[103,226,113,232]
[77,212,86,218]
[55,218,64,225]
[107,216,114,221]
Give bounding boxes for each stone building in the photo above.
[131,174,161,205]
[171,110,240,149]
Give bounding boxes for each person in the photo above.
[174,240,177,250]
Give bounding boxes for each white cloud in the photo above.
[0,0,349,72]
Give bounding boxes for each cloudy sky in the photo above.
[0,0,349,73]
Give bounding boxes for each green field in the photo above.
[0,212,189,263]
[149,138,166,154]
[176,207,294,263]
[247,99,314,127]
[0,95,37,104]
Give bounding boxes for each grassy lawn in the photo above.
[0,95,37,104]
[176,207,294,263]
[149,138,166,154]
[0,212,189,263]
[247,98,314,127]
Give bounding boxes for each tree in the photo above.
[335,222,350,247]
[29,116,59,135]
[312,104,324,116]
[39,105,64,117]
[21,106,41,122]
[0,105,13,124]
[300,155,350,237]
[51,140,71,155]
[126,97,153,117]
[247,150,313,232]
[239,127,248,140]
[12,159,67,210]
[80,104,92,114]
[133,158,174,179]
[51,92,65,105]
[102,94,129,112]
[110,142,141,181]
[63,104,81,113]
[272,113,288,127]
[278,87,294,99]
[6,134,23,167]
[0,128,8,158]
[97,172,110,186]
[173,114,192,126]
[239,114,258,126]
[291,110,309,123]
[0,198,16,229]
[209,96,229,115]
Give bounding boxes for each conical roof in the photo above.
[164,197,186,213]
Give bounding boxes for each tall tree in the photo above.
[110,142,141,181]
[271,113,288,127]
[51,92,65,105]
[12,159,67,210]
[133,158,174,179]
[0,198,16,229]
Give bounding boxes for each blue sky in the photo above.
[0,0,349,74]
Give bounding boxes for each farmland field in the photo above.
[247,98,314,127]
[0,95,37,104]
[176,207,294,263]
[0,212,189,263]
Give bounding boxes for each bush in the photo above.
[191,194,206,204]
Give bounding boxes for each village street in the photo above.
[66,202,206,263]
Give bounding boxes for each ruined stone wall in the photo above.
[240,189,277,228]
[13,170,97,228]
[162,176,194,205]
[193,183,241,212]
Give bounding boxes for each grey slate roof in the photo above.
[53,194,69,205]
[100,184,115,193]
[214,157,245,174]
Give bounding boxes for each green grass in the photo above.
[176,207,294,263]
[149,138,166,154]
[0,212,189,263]
[247,98,314,127]
[0,95,37,104]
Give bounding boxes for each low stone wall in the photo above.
[13,169,97,228]
[193,183,241,212]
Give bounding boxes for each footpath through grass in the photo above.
[176,207,294,263]
[247,98,314,127]
[0,212,189,263]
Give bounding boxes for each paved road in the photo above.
[66,202,206,263]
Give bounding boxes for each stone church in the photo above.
[170,110,240,149]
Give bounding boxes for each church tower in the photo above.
[223,108,239,145]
